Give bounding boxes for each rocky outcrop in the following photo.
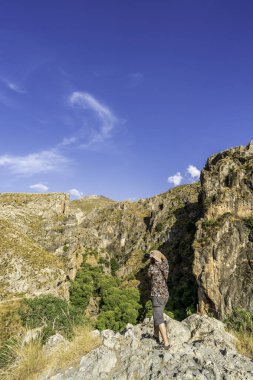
[193,141,253,318]
[0,193,82,301]
[0,184,201,309]
[39,314,253,380]
[1,140,253,321]
[75,183,201,307]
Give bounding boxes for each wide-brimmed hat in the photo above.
[150,250,167,262]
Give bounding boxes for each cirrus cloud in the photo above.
[29,183,49,192]
[68,91,118,148]
[0,149,71,176]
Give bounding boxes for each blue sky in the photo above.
[0,1,252,201]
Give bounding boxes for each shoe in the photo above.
[154,343,171,350]
[154,342,164,349]
[152,335,160,344]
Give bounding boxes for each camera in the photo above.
[144,253,151,259]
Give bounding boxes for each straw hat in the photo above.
[150,249,167,262]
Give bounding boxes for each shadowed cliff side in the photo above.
[193,140,253,318]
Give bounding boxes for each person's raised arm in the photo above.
[155,259,169,281]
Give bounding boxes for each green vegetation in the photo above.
[69,265,100,310]
[96,279,141,331]
[202,218,220,228]
[244,217,253,229]
[0,337,18,369]
[98,257,110,267]
[69,262,141,332]
[225,307,253,333]
[18,295,84,343]
[224,307,253,358]
[164,280,198,320]
[110,257,120,276]
[155,222,164,232]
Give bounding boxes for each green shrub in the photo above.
[244,217,253,229]
[96,286,141,332]
[202,218,219,228]
[142,300,153,319]
[18,295,83,342]
[69,264,104,309]
[155,223,163,232]
[0,337,18,369]
[224,307,253,333]
[165,279,197,320]
[110,258,119,276]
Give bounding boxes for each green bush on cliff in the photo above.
[225,307,253,333]
[69,262,142,332]
[155,223,163,232]
[18,295,83,342]
[96,286,141,331]
[225,307,253,359]
[69,264,103,309]
[244,217,253,229]
[165,279,198,320]
[110,257,120,276]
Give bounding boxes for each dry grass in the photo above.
[45,324,102,374]
[231,329,253,359]
[0,323,102,380]
[0,339,47,380]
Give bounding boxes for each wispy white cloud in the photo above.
[128,73,143,87]
[187,165,200,179]
[0,77,26,94]
[68,188,83,198]
[0,149,71,176]
[0,90,119,182]
[30,183,49,192]
[68,91,118,148]
[168,172,183,186]
[57,136,78,148]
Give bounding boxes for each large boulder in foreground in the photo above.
[39,314,253,380]
[193,141,253,318]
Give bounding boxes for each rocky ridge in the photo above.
[193,141,253,318]
[0,193,82,301]
[39,314,253,380]
[1,140,253,323]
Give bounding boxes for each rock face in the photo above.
[39,314,253,380]
[76,183,201,307]
[0,193,82,301]
[1,140,253,321]
[193,141,253,318]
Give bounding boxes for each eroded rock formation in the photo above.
[193,141,253,318]
[39,314,253,380]
[0,193,82,301]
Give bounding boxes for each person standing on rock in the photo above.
[147,249,170,350]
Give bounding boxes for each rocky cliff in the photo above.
[193,141,253,318]
[75,183,201,313]
[1,140,253,322]
[39,314,253,380]
[0,193,82,301]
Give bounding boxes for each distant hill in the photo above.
[70,195,115,214]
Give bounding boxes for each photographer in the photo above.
[146,250,170,349]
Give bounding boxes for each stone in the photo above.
[40,315,253,380]
[193,140,253,317]
[45,333,67,350]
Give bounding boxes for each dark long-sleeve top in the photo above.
[147,259,169,298]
